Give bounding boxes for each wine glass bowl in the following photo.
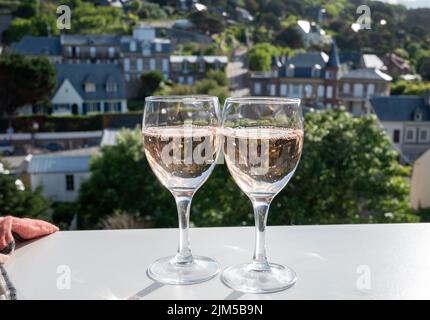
[142,95,221,284]
[220,97,304,293]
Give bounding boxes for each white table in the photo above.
[4,224,430,300]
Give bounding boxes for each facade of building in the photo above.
[170,55,228,85]
[11,36,63,63]
[60,35,121,64]
[52,63,127,115]
[28,153,92,202]
[249,42,392,115]
[121,25,173,82]
[411,149,430,210]
[370,94,430,163]
[296,20,331,48]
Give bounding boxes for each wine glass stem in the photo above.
[173,195,193,264]
[251,199,272,271]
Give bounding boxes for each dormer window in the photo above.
[183,61,189,73]
[130,41,136,52]
[85,83,96,93]
[312,64,321,78]
[106,82,117,93]
[90,47,96,58]
[198,59,205,72]
[414,110,423,121]
[286,64,295,77]
[108,47,115,58]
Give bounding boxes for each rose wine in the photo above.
[221,127,304,198]
[143,125,219,194]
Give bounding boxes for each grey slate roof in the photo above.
[28,155,91,174]
[54,64,126,101]
[326,40,340,68]
[370,96,430,122]
[12,36,61,56]
[342,68,392,81]
[60,35,121,46]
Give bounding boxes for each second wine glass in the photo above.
[220,97,304,293]
[142,95,221,284]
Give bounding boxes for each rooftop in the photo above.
[342,68,392,81]
[170,55,229,64]
[28,154,92,174]
[370,95,430,122]
[12,36,61,56]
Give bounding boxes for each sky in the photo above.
[377,0,430,8]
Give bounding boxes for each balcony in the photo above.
[4,223,430,299]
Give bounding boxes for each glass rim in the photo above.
[145,95,219,103]
[225,96,301,105]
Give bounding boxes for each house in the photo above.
[51,63,127,115]
[121,25,173,83]
[169,55,228,85]
[383,53,411,79]
[370,93,430,163]
[249,41,392,115]
[60,35,121,64]
[296,20,332,48]
[411,149,430,210]
[28,149,98,202]
[11,36,62,63]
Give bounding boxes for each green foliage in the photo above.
[139,71,164,98]
[247,43,282,71]
[391,80,430,96]
[0,161,51,220]
[0,54,56,116]
[188,10,224,35]
[206,70,228,87]
[274,26,303,48]
[76,109,416,229]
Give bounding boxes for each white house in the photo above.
[370,93,430,163]
[411,149,430,210]
[28,149,98,202]
[51,63,127,115]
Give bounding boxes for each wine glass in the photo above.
[220,97,304,293]
[142,95,221,284]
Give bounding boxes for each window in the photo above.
[367,83,375,97]
[393,129,400,143]
[67,47,72,58]
[85,102,100,113]
[312,64,321,78]
[325,71,333,79]
[270,84,276,96]
[162,59,169,72]
[326,86,333,99]
[106,82,117,93]
[108,47,115,58]
[419,128,430,143]
[182,61,189,73]
[187,76,193,85]
[54,103,70,111]
[317,85,324,97]
[353,83,364,97]
[124,58,130,71]
[178,76,184,84]
[85,83,96,93]
[198,60,205,72]
[150,58,156,71]
[280,84,288,96]
[304,84,312,98]
[137,59,143,72]
[104,102,121,112]
[292,85,301,98]
[254,82,261,95]
[90,47,96,58]
[155,43,162,52]
[343,83,350,94]
[286,64,295,77]
[66,175,74,191]
[405,128,416,143]
[130,41,136,52]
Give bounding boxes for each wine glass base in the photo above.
[221,262,297,294]
[147,255,220,285]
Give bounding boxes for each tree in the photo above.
[188,11,224,35]
[247,43,280,71]
[0,54,56,116]
[418,57,430,81]
[0,161,51,220]
[139,71,164,98]
[274,26,303,48]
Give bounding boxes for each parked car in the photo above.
[38,142,64,152]
[0,144,15,156]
